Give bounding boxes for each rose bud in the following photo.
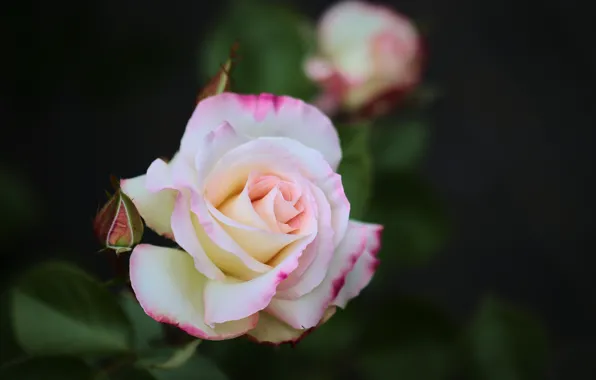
[196,43,238,104]
[121,93,382,345]
[94,186,144,255]
[305,1,423,118]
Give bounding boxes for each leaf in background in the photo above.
[11,261,133,357]
[137,340,202,370]
[356,295,459,380]
[145,352,227,380]
[0,356,94,379]
[201,0,317,99]
[0,290,24,366]
[462,297,549,380]
[366,171,448,268]
[292,311,359,361]
[119,292,164,352]
[337,124,373,220]
[105,366,157,380]
[372,117,430,171]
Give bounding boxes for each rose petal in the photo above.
[193,122,250,188]
[319,1,411,56]
[247,312,309,345]
[204,137,335,207]
[304,57,335,82]
[209,200,309,264]
[129,244,258,340]
[274,184,334,299]
[217,173,270,231]
[248,307,337,345]
[266,222,369,329]
[120,161,177,239]
[171,191,226,281]
[191,194,272,279]
[318,172,350,247]
[202,232,315,326]
[180,93,342,170]
[333,220,383,308]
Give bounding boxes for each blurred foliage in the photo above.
[201,0,317,100]
[11,261,133,357]
[337,123,373,220]
[119,292,164,352]
[367,171,449,270]
[460,297,550,380]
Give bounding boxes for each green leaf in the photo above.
[366,172,448,268]
[105,366,157,380]
[293,311,359,360]
[119,292,164,352]
[0,356,94,380]
[137,340,202,370]
[356,295,459,380]
[462,297,549,380]
[201,0,317,99]
[147,354,227,380]
[337,124,373,220]
[0,290,24,366]
[372,117,430,171]
[11,261,133,357]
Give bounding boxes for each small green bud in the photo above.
[93,183,144,255]
[196,42,239,104]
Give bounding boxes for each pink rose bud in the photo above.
[196,43,239,105]
[305,1,423,118]
[94,178,144,255]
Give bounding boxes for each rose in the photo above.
[121,93,382,344]
[305,1,422,116]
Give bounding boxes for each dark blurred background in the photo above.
[2,0,595,379]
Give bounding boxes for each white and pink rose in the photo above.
[121,93,382,344]
[305,1,422,117]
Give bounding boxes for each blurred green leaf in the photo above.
[0,166,40,237]
[366,172,448,267]
[137,340,202,370]
[147,353,227,380]
[462,297,549,380]
[356,295,458,380]
[199,338,276,380]
[372,117,430,171]
[105,366,157,380]
[337,124,373,220]
[11,261,133,356]
[0,290,24,366]
[119,292,164,352]
[0,356,94,380]
[293,311,359,360]
[201,0,316,99]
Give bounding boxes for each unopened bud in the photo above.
[196,43,239,104]
[93,186,144,255]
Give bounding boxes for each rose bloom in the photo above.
[121,93,382,344]
[305,1,422,116]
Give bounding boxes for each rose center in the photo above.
[248,175,305,234]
